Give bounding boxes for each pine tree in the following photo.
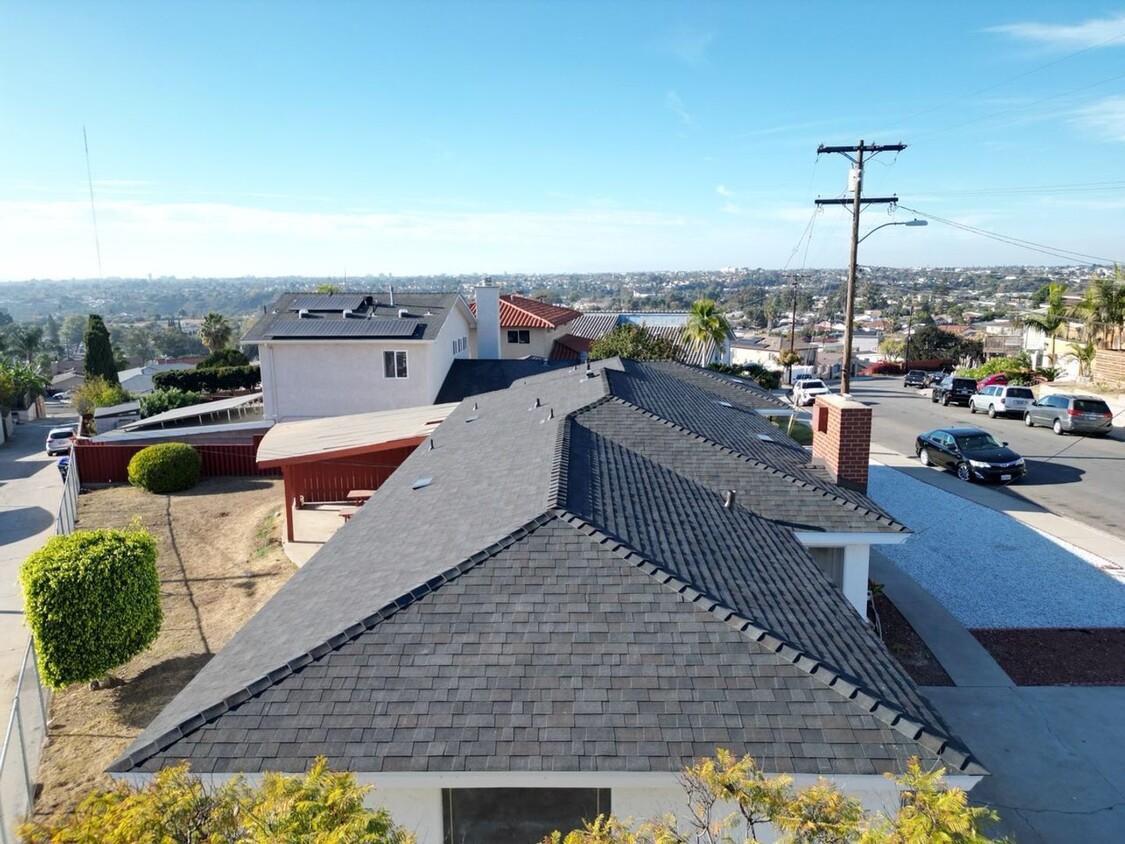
[83,314,119,384]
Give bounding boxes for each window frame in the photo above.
[507,329,531,345]
[383,349,408,379]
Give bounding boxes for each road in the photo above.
[846,378,1125,541]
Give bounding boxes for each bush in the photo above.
[128,442,202,493]
[20,527,161,689]
[707,361,782,390]
[198,348,250,369]
[140,387,204,418]
[152,365,260,394]
[865,361,903,375]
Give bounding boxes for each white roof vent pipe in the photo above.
[342,309,353,318]
[398,308,410,319]
[298,308,309,318]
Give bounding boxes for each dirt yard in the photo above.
[28,477,295,825]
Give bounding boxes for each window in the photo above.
[808,547,844,588]
[507,329,530,344]
[383,350,408,379]
[443,788,610,844]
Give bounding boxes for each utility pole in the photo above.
[815,139,906,395]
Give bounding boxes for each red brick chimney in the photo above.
[810,394,872,493]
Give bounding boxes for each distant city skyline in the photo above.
[2,2,1124,281]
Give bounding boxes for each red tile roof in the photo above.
[471,294,582,330]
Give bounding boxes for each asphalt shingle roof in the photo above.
[112,358,979,778]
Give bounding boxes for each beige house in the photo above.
[469,293,581,360]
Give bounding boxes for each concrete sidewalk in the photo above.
[870,447,1125,842]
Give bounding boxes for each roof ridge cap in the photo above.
[605,397,901,529]
[112,511,562,773]
[551,509,981,774]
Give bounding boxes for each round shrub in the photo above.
[128,442,202,493]
[20,527,161,689]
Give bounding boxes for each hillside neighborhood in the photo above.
[1,270,1124,843]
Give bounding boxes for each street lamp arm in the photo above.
[857,218,927,244]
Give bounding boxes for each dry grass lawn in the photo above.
[28,476,295,825]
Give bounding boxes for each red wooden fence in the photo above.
[74,439,281,484]
[282,446,417,506]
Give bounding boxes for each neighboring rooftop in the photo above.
[550,312,724,366]
[241,292,468,344]
[469,293,582,329]
[112,359,978,780]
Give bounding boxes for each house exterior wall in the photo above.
[500,323,571,360]
[258,307,473,422]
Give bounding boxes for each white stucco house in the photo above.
[242,291,477,422]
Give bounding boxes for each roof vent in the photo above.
[723,489,737,509]
[412,477,432,490]
[756,433,774,441]
[342,309,353,318]
[298,308,309,318]
[716,400,733,408]
[398,308,411,319]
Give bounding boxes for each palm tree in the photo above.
[1022,282,1069,366]
[199,313,233,352]
[14,325,44,364]
[682,299,733,365]
[1075,268,1125,350]
[1064,340,1097,379]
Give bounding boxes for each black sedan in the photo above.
[914,427,1027,483]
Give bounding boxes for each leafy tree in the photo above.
[72,376,133,415]
[589,324,681,362]
[84,314,120,384]
[683,299,733,363]
[154,325,207,358]
[548,750,1006,844]
[199,312,234,352]
[198,347,250,369]
[0,361,48,408]
[904,325,982,366]
[878,338,905,362]
[314,282,343,293]
[19,757,413,844]
[19,526,161,689]
[1063,340,1097,379]
[1021,282,1069,366]
[60,313,87,356]
[13,325,44,363]
[1074,267,1125,350]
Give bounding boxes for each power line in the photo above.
[83,126,103,278]
[897,203,1121,265]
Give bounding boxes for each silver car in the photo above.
[968,384,1035,418]
[1024,394,1114,436]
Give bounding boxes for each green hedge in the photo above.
[128,442,202,493]
[152,365,260,394]
[139,387,205,419]
[20,527,161,689]
[197,348,250,369]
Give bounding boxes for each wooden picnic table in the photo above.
[346,489,375,504]
[339,506,359,522]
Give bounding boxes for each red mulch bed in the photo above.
[971,628,1125,686]
[870,592,953,686]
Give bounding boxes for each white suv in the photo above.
[968,384,1035,418]
[792,378,831,407]
[45,426,77,455]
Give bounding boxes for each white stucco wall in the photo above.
[500,323,571,359]
[257,306,474,422]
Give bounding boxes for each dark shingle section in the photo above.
[606,361,901,517]
[288,294,368,312]
[123,518,960,777]
[241,292,466,344]
[564,420,934,726]
[575,400,902,534]
[264,318,423,339]
[435,358,573,404]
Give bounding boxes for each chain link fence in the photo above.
[0,452,76,841]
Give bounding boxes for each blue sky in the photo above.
[2,1,1124,280]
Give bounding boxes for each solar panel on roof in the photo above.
[288,295,366,312]
[267,318,422,339]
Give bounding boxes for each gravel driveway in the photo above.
[866,465,1125,629]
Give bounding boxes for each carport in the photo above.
[256,403,458,541]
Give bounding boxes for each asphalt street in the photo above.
[844,378,1125,541]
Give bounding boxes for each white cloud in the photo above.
[989,13,1125,48]
[720,202,745,216]
[665,89,692,124]
[715,185,734,198]
[1071,95,1125,141]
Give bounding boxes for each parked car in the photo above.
[926,370,949,386]
[904,369,928,388]
[930,375,977,407]
[1024,394,1114,436]
[968,384,1035,418]
[915,426,1027,483]
[792,378,831,406]
[977,373,1009,390]
[45,426,77,456]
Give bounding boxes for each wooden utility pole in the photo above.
[815,140,906,395]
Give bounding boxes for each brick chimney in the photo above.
[810,394,872,494]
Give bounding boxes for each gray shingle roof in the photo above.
[241,292,468,344]
[111,358,979,778]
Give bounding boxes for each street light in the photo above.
[857,218,927,244]
[840,218,928,395]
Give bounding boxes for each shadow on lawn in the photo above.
[112,652,213,729]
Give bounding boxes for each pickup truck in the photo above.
[792,378,831,407]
